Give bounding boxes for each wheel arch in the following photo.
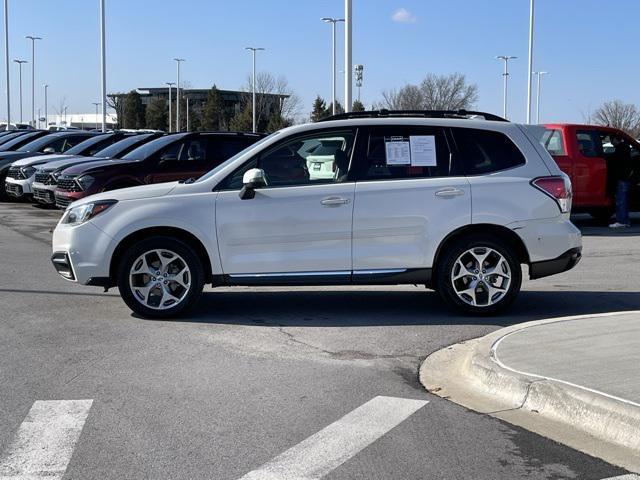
[109,227,213,285]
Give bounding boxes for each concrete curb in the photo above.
[419,311,640,472]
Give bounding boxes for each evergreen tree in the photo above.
[201,86,225,131]
[352,99,365,112]
[123,90,146,129]
[229,102,254,132]
[310,96,329,122]
[325,100,344,116]
[145,97,168,131]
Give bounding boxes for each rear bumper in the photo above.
[529,247,582,280]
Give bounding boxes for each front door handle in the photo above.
[321,196,351,206]
[435,188,465,198]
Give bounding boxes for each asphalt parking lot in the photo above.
[0,201,639,480]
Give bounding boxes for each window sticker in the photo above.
[384,136,411,165]
[409,135,437,166]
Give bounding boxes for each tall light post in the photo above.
[245,47,264,133]
[533,71,549,124]
[4,0,10,126]
[100,0,107,132]
[25,35,42,127]
[165,82,174,133]
[526,0,535,124]
[13,59,26,123]
[43,83,48,128]
[495,55,517,119]
[63,106,67,125]
[92,102,100,129]
[173,58,185,132]
[321,17,344,115]
[344,0,352,113]
[186,97,190,131]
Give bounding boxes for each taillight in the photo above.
[531,176,572,213]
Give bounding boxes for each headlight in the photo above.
[61,200,117,226]
[76,175,94,191]
[21,166,36,178]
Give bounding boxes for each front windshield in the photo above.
[196,132,280,183]
[63,134,110,156]
[0,132,41,151]
[121,134,187,161]
[94,134,152,158]
[16,134,61,153]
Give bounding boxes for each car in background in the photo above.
[54,131,263,209]
[0,130,33,147]
[33,133,163,205]
[0,123,35,131]
[0,131,51,199]
[3,131,95,199]
[303,137,348,180]
[541,124,640,222]
[5,132,136,200]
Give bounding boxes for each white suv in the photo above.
[51,111,582,317]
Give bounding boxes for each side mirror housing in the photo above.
[239,168,267,200]
[43,147,56,154]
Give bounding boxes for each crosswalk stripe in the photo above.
[0,400,93,480]
[239,395,428,480]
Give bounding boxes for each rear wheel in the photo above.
[437,235,522,315]
[117,236,204,318]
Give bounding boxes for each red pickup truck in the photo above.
[542,123,640,221]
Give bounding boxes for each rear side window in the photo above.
[206,137,256,164]
[576,130,602,158]
[541,129,565,155]
[452,128,526,175]
[353,126,451,180]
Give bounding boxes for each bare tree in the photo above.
[240,72,302,130]
[380,73,478,111]
[52,96,68,123]
[593,100,640,138]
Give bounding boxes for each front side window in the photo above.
[220,130,355,190]
[541,129,565,155]
[452,128,526,175]
[352,126,450,181]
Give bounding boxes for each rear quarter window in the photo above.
[541,129,566,155]
[452,128,526,175]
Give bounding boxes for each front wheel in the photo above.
[117,236,204,318]
[436,235,522,315]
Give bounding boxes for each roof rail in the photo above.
[318,109,508,123]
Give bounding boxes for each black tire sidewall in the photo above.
[437,235,522,315]
[117,236,204,318]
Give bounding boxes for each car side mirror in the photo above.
[239,168,267,200]
[43,147,55,154]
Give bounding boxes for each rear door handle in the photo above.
[435,188,465,198]
[321,196,351,206]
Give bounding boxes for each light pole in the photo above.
[354,64,363,103]
[245,47,264,133]
[533,71,549,124]
[173,58,185,132]
[4,0,10,126]
[100,0,107,132]
[43,83,48,128]
[526,0,535,124]
[344,0,352,113]
[25,35,41,127]
[165,82,174,132]
[92,102,100,129]
[321,17,344,115]
[495,55,517,119]
[186,97,190,131]
[13,59,26,123]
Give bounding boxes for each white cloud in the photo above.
[391,8,417,23]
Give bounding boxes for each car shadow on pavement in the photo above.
[572,213,640,236]
[158,289,640,327]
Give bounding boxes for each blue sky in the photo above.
[2,0,638,124]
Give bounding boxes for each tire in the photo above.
[116,236,204,318]
[436,234,522,315]
[589,207,614,224]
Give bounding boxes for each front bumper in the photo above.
[55,189,87,209]
[33,182,56,204]
[5,177,33,197]
[529,247,582,279]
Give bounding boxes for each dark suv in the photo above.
[54,132,264,209]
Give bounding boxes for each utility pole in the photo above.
[186,97,190,131]
[165,82,174,133]
[344,0,352,113]
[4,0,10,127]
[100,0,107,132]
[92,102,100,129]
[533,71,549,124]
[321,17,344,115]
[173,58,185,132]
[495,55,517,119]
[526,0,535,124]
[43,83,48,128]
[13,59,26,123]
[245,47,264,133]
[25,35,41,127]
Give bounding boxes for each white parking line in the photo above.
[603,476,640,479]
[0,400,93,480]
[239,396,428,480]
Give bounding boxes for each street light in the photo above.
[526,0,535,124]
[92,102,100,129]
[495,55,517,120]
[245,47,265,133]
[173,58,185,132]
[43,83,48,128]
[533,71,549,124]
[321,17,344,115]
[165,82,175,133]
[344,0,352,113]
[25,35,42,127]
[13,59,27,123]
[100,0,107,132]
[4,0,10,126]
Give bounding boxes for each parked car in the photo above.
[541,124,640,221]
[51,110,581,318]
[0,130,34,147]
[4,131,98,199]
[0,122,35,131]
[54,131,263,209]
[0,131,51,199]
[33,133,162,205]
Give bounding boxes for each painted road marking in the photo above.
[239,395,428,480]
[603,476,640,479]
[0,400,93,480]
